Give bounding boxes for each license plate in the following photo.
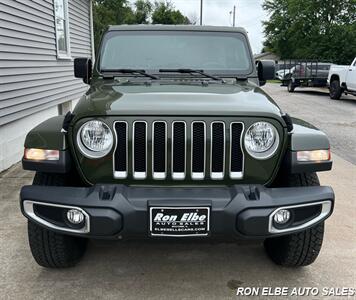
[149,207,210,237]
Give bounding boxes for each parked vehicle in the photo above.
[286,61,332,92]
[275,69,292,81]
[328,57,356,99]
[276,62,295,85]
[20,25,334,269]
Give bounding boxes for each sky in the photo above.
[128,0,268,54]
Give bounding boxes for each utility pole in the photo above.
[232,5,236,27]
[200,0,203,25]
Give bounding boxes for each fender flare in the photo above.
[23,116,72,173]
[283,118,332,174]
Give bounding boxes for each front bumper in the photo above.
[20,184,334,240]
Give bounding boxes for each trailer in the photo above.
[278,60,332,92]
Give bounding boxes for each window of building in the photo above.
[54,0,70,58]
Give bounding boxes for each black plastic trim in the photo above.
[282,113,293,132]
[22,150,71,173]
[20,184,334,240]
[61,112,74,133]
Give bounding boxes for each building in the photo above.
[254,52,281,62]
[0,0,94,172]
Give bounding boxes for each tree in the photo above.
[93,0,191,51]
[151,1,190,24]
[262,0,356,64]
[93,0,134,50]
[125,0,153,24]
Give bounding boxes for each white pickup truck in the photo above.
[328,57,356,99]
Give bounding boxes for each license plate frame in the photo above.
[149,206,210,237]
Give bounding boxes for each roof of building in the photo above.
[254,52,280,60]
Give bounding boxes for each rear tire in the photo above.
[264,173,325,267]
[287,80,295,92]
[329,79,342,99]
[28,172,87,268]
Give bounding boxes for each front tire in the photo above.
[28,172,87,268]
[264,173,325,267]
[28,221,87,268]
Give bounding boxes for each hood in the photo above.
[73,79,283,120]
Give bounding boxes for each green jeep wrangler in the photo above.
[20,25,334,268]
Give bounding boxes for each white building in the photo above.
[0,0,94,171]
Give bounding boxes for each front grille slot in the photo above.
[133,121,147,179]
[230,122,244,179]
[113,120,244,181]
[172,121,186,180]
[191,122,206,179]
[113,122,128,179]
[152,121,167,179]
[211,122,225,179]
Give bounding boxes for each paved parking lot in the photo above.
[263,84,356,164]
[0,84,355,299]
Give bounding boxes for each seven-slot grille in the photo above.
[113,121,244,180]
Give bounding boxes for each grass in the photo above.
[267,79,282,84]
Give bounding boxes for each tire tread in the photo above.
[28,172,87,268]
[264,173,325,267]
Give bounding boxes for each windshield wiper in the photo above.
[159,68,224,82]
[101,69,160,80]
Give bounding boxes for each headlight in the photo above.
[77,120,113,158]
[244,121,279,159]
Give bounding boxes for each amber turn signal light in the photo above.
[297,149,330,162]
[24,148,60,161]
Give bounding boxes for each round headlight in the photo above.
[77,120,113,158]
[244,121,279,159]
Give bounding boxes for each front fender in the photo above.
[282,118,332,174]
[290,118,330,151]
[24,116,67,150]
[23,116,71,173]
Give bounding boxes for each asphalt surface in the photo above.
[0,84,355,299]
[263,84,356,165]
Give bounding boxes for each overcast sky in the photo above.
[128,0,268,54]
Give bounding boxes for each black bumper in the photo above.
[20,184,334,240]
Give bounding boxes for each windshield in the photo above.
[99,30,253,76]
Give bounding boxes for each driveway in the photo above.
[263,84,356,164]
[0,84,355,299]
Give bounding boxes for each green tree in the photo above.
[151,1,190,25]
[262,0,356,64]
[124,0,153,24]
[93,0,191,52]
[134,0,153,24]
[93,0,134,50]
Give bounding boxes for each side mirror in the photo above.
[256,60,275,86]
[74,58,92,84]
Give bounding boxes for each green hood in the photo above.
[73,79,283,120]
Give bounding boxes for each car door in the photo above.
[346,58,356,91]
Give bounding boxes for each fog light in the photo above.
[67,209,84,225]
[273,209,291,225]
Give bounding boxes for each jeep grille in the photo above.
[113,120,244,181]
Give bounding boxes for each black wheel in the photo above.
[287,80,295,92]
[264,173,325,267]
[329,79,342,99]
[281,74,291,86]
[28,172,87,268]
